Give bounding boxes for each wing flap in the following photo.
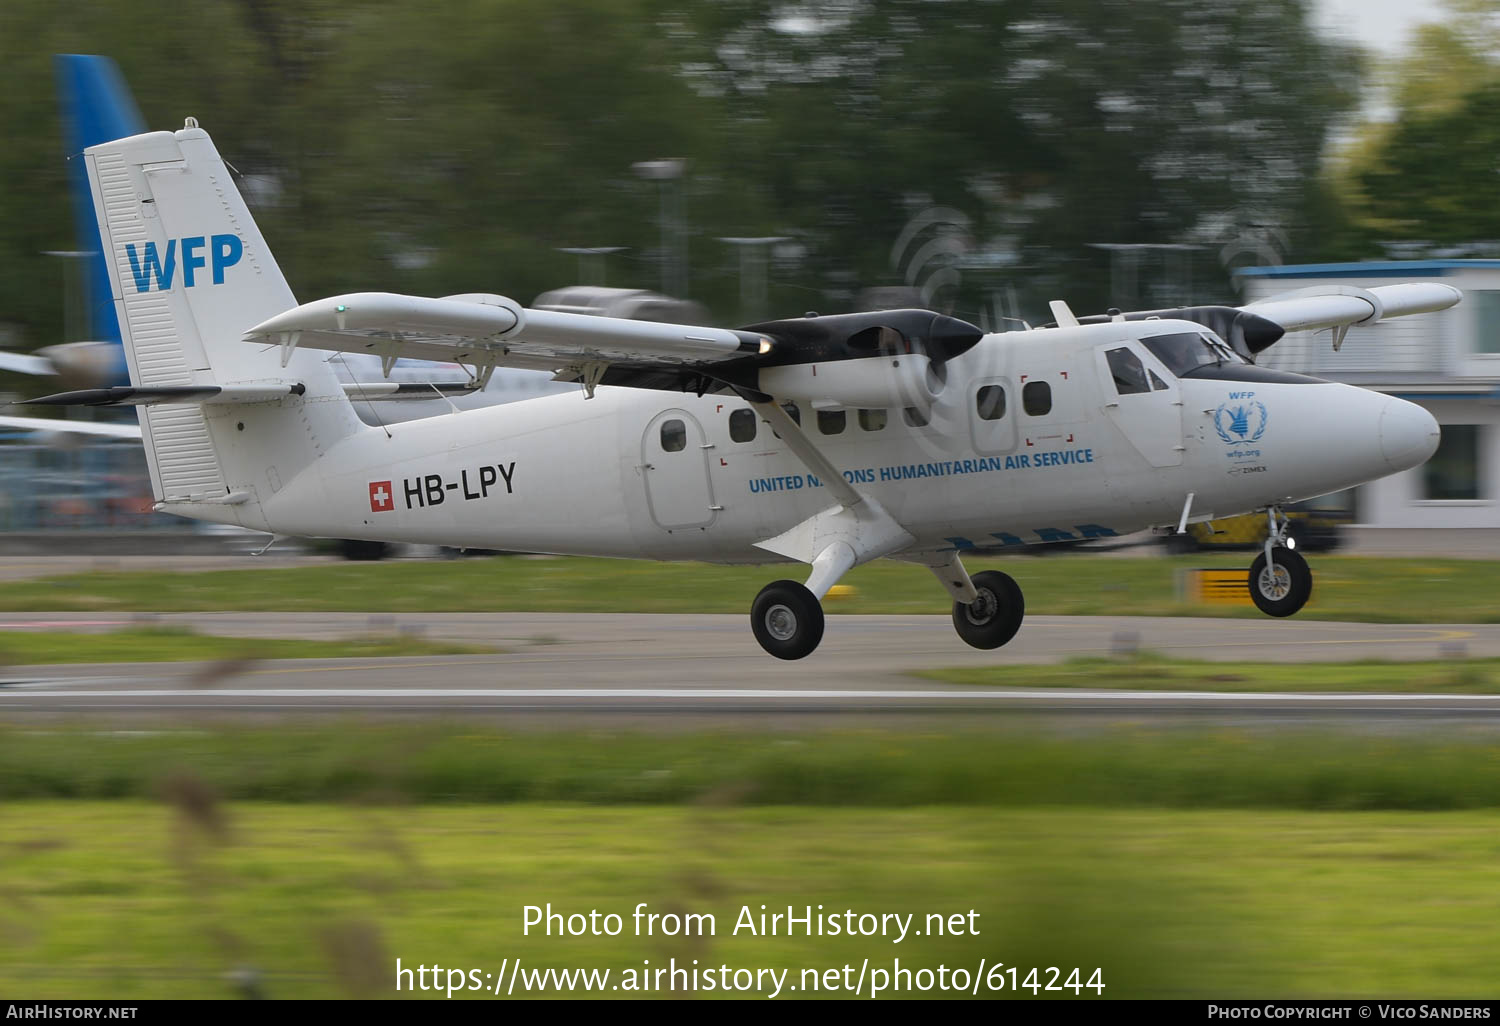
[342,381,479,402]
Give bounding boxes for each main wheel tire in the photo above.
[751,580,825,660]
[952,570,1026,650]
[1248,547,1312,617]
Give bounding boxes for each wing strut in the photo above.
[748,400,912,598]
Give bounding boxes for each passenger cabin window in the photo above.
[817,409,846,435]
[1106,347,1150,395]
[1022,381,1052,416]
[976,385,1007,420]
[902,406,930,428]
[858,409,887,431]
[729,408,756,443]
[660,419,687,452]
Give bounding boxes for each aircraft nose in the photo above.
[1379,397,1440,472]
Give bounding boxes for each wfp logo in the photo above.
[125,234,243,292]
[1214,401,1268,444]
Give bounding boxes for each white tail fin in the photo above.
[86,122,362,527]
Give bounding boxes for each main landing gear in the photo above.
[748,553,1026,660]
[751,580,825,660]
[739,401,1026,659]
[1247,507,1313,617]
[951,570,1026,650]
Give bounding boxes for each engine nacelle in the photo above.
[757,353,944,410]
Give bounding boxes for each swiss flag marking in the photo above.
[369,480,394,512]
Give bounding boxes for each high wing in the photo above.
[1070,282,1463,358]
[245,293,985,404]
[1243,282,1462,343]
[244,292,761,392]
[22,382,479,407]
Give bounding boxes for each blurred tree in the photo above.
[662,0,1362,319]
[1385,0,1499,119]
[0,0,1365,366]
[1316,0,1500,254]
[292,0,721,310]
[0,0,272,354]
[1356,78,1500,245]
[0,0,727,367]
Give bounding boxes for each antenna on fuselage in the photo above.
[1048,300,1080,328]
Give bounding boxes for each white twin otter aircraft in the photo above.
[28,122,1459,659]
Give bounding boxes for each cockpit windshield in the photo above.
[1141,332,1246,377]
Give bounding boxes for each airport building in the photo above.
[1238,260,1500,539]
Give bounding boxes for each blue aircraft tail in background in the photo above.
[42,54,145,387]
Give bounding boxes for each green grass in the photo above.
[0,626,496,665]
[8,726,1500,810]
[918,653,1500,693]
[9,727,1500,999]
[3,801,1500,998]
[2,554,1497,622]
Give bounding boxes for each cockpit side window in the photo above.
[1141,331,1246,377]
[1105,347,1150,395]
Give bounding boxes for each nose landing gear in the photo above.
[1248,506,1313,617]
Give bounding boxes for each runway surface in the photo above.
[1,613,1497,725]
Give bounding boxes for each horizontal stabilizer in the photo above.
[0,414,141,439]
[0,351,57,376]
[23,384,307,407]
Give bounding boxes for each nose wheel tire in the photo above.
[952,570,1026,650]
[751,580,825,660]
[1248,547,1312,617]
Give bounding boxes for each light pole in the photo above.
[556,247,626,287]
[42,250,92,344]
[632,159,686,297]
[718,237,790,323]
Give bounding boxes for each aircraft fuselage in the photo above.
[209,318,1436,562]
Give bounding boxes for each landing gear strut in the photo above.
[1248,507,1313,617]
